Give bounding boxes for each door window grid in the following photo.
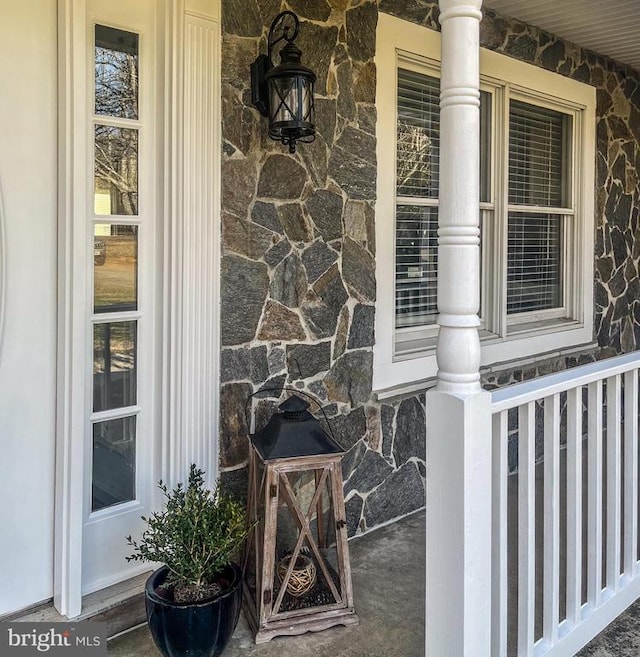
[90,24,142,513]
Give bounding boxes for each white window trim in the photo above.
[374,13,595,395]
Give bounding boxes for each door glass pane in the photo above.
[92,416,136,511]
[94,224,138,313]
[95,125,139,215]
[95,25,139,119]
[93,321,137,412]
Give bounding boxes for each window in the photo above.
[507,101,570,317]
[374,14,595,394]
[395,69,440,331]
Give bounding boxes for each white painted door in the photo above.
[80,0,160,594]
[0,0,58,616]
[57,0,221,613]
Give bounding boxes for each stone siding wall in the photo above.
[382,1,640,366]
[380,1,640,473]
[219,0,640,532]
[220,0,425,537]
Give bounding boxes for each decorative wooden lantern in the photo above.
[243,394,359,643]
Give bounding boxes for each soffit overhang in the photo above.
[482,0,640,72]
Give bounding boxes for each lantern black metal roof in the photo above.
[251,395,343,461]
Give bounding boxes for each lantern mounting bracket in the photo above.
[267,11,299,63]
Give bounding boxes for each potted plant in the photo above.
[126,464,248,657]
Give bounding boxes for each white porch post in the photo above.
[426,2,492,656]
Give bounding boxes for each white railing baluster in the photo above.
[566,387,583,626]
[587,380,603,607]
[624,369,639,577]
[489,354,640,657]
[491,411,508,657]
[518,401,536,656]
[543,394,560,643]
[606,375,622,591]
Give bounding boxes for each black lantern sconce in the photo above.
[251,11,316,154]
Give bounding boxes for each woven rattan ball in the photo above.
[277,554,316,597]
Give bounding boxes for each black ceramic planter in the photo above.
[145,563,243,657]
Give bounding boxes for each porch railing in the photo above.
[490,351,640,657]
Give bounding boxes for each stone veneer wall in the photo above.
[379,1,640,471]
[381,0,640,363]
[219,0,425,537]
[219,0,640,534]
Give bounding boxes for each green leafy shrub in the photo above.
[127,464,248,603]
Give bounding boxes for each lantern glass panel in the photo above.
[269,76,299,125]
[268,76,315,133]
[271,468,343,616]
[301,77,314,122]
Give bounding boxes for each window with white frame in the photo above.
[374,13,595,394]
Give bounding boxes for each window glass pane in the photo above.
[509,100,570,207]
[94,224,138,313]
[479,90,491,204]
[93,321,137,412]
[507,211,562,314]
[92,416,136,511]
[395,205,438,328]
[95,25,139,119]
[95,125,139,215]
[397,70,440,198]
[397,73,490,201]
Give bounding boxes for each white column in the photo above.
[435,0,482,394]
[426,3,492,657]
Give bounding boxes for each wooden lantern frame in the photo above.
[243,446,359,643]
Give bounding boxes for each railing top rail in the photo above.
[490,351,640,413]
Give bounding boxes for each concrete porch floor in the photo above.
[108,511,426,657]
[106,505,640,657]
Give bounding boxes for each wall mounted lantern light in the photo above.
[251,11,316,154]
